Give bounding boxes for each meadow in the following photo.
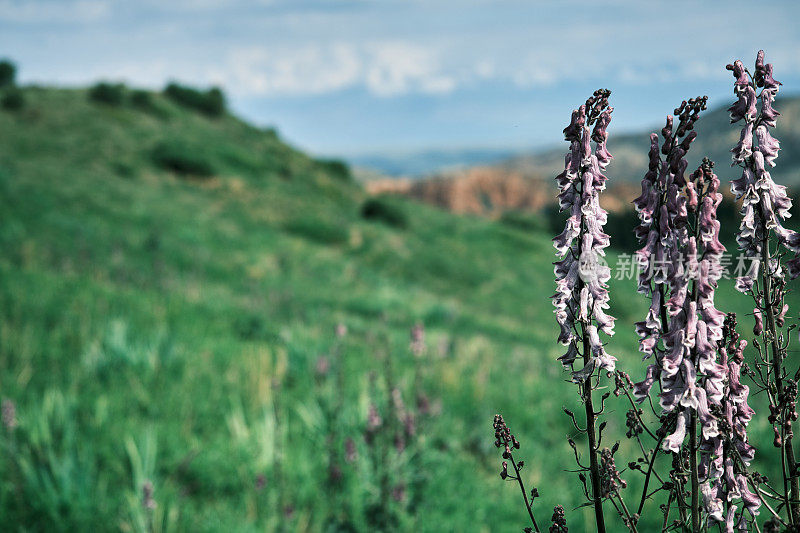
[0,85,794,531]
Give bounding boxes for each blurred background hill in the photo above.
[0,77,619,531]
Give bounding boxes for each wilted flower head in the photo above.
[552,89,616,381]
[599,446,627,498]
[549,505,568,533]
[493,413,520,453]
[492,414,541,531]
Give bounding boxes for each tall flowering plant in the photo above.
[552,88,617,377]
[551,89,617,533]
[491,51,796,533]
[624,87,756,528]
[628,98,714,529]
[728,50,800,528]
[634,133,763,528]
[495,90,639,533]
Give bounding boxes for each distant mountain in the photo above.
[502,94,800,187]
[348,146,520,178]
[367,95,800,216]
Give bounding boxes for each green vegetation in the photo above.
[361,196,408,229]
[318,158,353,182]
[152,141,216,178]
[499,209,546,233]
[0,88,24,111]
[0,85,791,531]
[89,82,126,106]
[0,60,22,112]
[0,60,15,88]
[130,89,153,109]
[164,83,225,117]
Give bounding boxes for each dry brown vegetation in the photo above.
[367,166,639,217]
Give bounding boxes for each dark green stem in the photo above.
[690,410,700,532]
[760,232,800,524]
[582,324,606,533]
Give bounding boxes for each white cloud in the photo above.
[364,42,454,96]
[225,43,361,95]
[215,41,455,97]
[3,0,800,100]
[0,0,110,23]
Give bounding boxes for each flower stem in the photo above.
[689,410,700,532]
[637,435,665,515]
[582,324,606,533]
[760,233,800,524]
[510,454,540,532]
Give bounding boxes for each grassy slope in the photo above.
[0,87,789,531]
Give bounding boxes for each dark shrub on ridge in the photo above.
[0,60,15,88]
[164,82,225,117]
[89,82,125,106]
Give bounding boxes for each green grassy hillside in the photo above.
[0,86,790,531]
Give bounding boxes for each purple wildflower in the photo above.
[552,89,616,381]
[365,403,383,446]
[410,322,425,357]
[658,160,727,448]
[142,480,156,511]
[631,97,708,402]
[1,399,16,431]
[344,437,357,463]
[728,50,800,284]
[699,314,760,525]
[391,483,406,503]
[315,355,330,378]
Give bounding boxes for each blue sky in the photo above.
[2,0,799,157]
